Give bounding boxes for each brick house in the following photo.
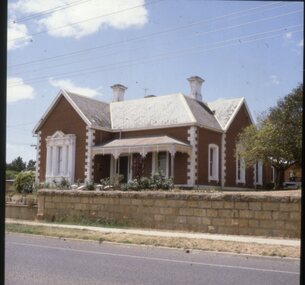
[33,76,273,189]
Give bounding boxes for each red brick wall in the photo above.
[38,96,87,182]
[119,127,189,143]
[93,155,111,183]
[94,130,114,145]
[225,104,253,188]
[197,128,222,185]
[173,153,188,184]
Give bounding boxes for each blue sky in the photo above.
[6,0,304,163]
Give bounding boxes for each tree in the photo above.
[6,156,26,172]
[238,84,302,189]
[26,159,36,171]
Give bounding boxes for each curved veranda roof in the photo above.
[92,136,192,158]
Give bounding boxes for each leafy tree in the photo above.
[26,159,36,171]
[6,156,26,172]
[238,84,302,189]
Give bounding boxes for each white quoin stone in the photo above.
[187,76,204,101]
[111,84,127,102]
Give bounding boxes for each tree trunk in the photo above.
[274,168,284,190]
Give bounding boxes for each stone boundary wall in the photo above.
[37,190,301,238]
[6,204,38,220]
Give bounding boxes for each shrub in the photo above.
[110,174,124,189]
[6,170,18,180]
[125,179,140,191]
[139,177,150,189]
[150,172,173,190]
[264,182,275,190]
[85,181,95,190]
[53,177,71,190]
[100,177,110,189]
[13,171,35,194]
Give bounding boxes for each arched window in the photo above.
[208,144,219,181]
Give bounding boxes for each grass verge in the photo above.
[6,223,299,258]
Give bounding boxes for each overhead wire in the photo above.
[9,8,303,76]
[7,25,303,88]
[8,1,287,68]
[8,0,94,24]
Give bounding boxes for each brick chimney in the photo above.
[187,76,204,101]
[111,84,127,102]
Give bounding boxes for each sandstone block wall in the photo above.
[37,190,301,238]
[6,204,38,220]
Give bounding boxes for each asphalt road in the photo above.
[5,233,300,285]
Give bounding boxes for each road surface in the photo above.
[6,233,299,285]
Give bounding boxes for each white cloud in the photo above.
[49,78,99,97]
[270,75,280,85]
[298,39,303,47]
[285,32,292,39]
[7,77,35,103]
[12,0,148,39]
[7,21,31,50]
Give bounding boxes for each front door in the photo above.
[119,156,129,183]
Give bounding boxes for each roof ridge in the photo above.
[110,93,182,104]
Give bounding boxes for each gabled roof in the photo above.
[66,91,111,129]
[184,96,222,131]
[33,89,111,134]
[207,97,254,131]
[110,93,222,132]
[33,89,252,135]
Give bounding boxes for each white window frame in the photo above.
[208,144,219,182]
[45,131,76,183]
[236,148,246,184]
[152,151,169,177]
[254,160,263,186]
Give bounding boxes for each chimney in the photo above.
[111,84,127,102]
[187,76,204,101]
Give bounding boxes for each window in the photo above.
[236,152,246,183]
[254,160,263,185]
[208,144,219,181]
[57,146,63,175]
[45,131,76,183]
[157,152,167,175]
[152,152,169,177]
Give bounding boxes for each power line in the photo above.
[9,0,94,24]
[8,0,163,42]
[7,122,37,127]
[8,1,286,68]
[9,9,303,76]
[7,25,303,88]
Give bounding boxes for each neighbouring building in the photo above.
[33,75,274,189]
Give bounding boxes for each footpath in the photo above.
[5,218,300,247]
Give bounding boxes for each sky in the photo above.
[6,0,304,163]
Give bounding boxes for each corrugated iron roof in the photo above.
[41,90,245,133]
[66,91,111,129]
[207,98,244,130]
